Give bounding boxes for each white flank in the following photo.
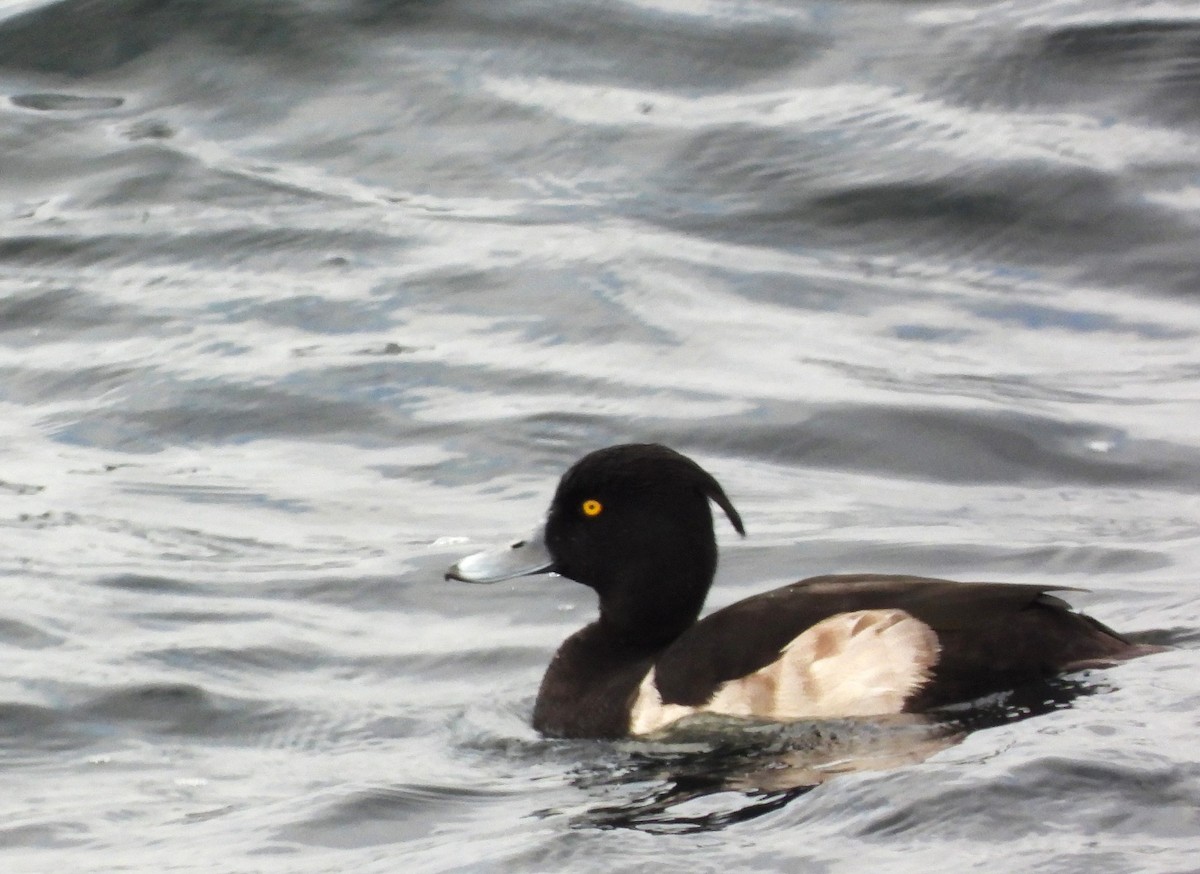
[628,609,941,736]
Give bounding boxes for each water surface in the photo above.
[1,0,1198,871]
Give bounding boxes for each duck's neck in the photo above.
[598,598,700,650]
[593,553,715,651]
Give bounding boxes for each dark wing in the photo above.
[652,574,1136,709]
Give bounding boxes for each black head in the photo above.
[543,444,744,646]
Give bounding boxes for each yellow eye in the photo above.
[581,499,603,517]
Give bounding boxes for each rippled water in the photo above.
[2,0,1199,870]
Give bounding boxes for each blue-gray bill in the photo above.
[445,526,553,583]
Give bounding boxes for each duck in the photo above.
[445,443,1155,739]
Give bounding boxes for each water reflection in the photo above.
[564,676,1102,833]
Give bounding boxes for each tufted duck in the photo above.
[446,443,1155,739]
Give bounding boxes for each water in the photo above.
[1,0,1199,870]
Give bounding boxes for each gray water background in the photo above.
[1,0,1199,871]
